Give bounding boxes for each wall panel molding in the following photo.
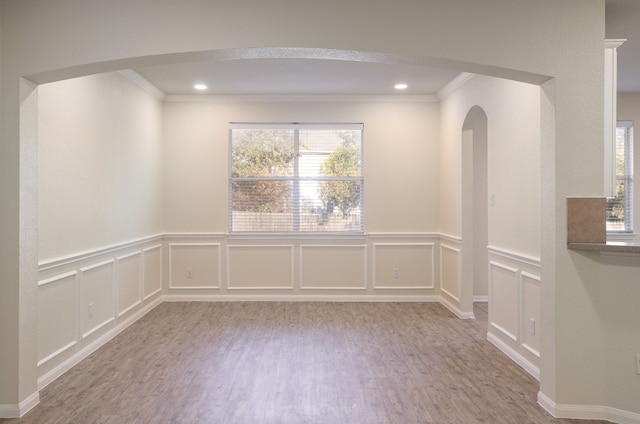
[439,244,461,302]
[300,244,367,290]
[227,245,294,290]
[372,243,435,289]
[169,243,221,289]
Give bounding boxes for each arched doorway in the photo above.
[461,105,488,318]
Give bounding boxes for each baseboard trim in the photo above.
[163,294,442,303]
[538,391,640,424]
[439,296,475,319]
[37,296,163,391]
[0,391,39,419]
[486,331,540,380]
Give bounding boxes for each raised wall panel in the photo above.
[489,261,519,341]
[143,245,162,299]
[117,252,142,316]
[373,243,434,289]
[440,245,460,301]
[80,260,115,339]
[228,245,294,289]
[169,243,220,289]
[300,245,366,289]
[521,272,541,357]
[37,272,78,367]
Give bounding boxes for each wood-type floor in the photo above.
[1,302,607,424]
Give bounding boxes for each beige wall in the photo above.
[163,100,439,233]
[3,0,632,420]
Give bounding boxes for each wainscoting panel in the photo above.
[37,272,78,367]
[227,245,294,289]
[440,244,460,301]
[487,246,542,379]
[300,245,367,290]
[143,245,162,299]
[373,243,434,289]
[169,243,220,289]
[489,261,519,342]
[117,252,142,317]
[521,272,541,357]
[80,260,116,339]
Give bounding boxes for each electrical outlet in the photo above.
[529,318,536,336]
[186,268,193,278]
[393,268,400,279]
[635,354,640,375]
[88,303,94,319]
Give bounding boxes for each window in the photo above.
[229,123,364,233]
[606,121,634,232]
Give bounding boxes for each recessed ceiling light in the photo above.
[394,83,408,90]
[194,83,208,90]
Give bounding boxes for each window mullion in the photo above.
[293,129,300,232]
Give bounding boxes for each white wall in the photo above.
[38,72,164,260]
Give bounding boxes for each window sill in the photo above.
[568,241,640,254]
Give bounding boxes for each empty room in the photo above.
[1,1,639,423]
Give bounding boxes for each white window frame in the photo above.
[606,121,633,234]
[228,123,364,234]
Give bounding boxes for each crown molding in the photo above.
[163,94,439,103]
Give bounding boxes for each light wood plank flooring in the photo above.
[1,302,607,424]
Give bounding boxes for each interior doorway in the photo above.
[461,106,489,317]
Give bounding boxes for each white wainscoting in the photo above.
[36,235,164,390]
[300,244,367,290]
[227,245,294,290]
[168,243,221,289]
[487,246,541,379]
[439,243,461,302]
[372,243,435,289]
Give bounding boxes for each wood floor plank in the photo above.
[1,302,609,424]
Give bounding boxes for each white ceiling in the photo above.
[134,58,462,97]
[133,1,640,96]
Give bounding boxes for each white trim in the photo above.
[81,317,114,340]
[0,392,40,419]
[143,287,162,301]
[37,296,162,391]
[299,244,367,290]
[490,322,517,342]
[142,245,163,300]
[227,244,295,290]
[163,294,442,302]
[118,300,142,318]
[537,391,556,417]
[164,94,440,103]
[439,295,475,319]
[487,245,541,268]
[163,232,226,240]
[437,72,476,99]
[539,390,640,423]
[439,233,462,244]
[557,404,640,424]
[38,234,163,271]
[367,232,440,239]
[372,242,435,289]
[117,69,166,100]
[439,244,461,302]
[487,332,540,380]
[37,340,77,368]
[522,343,541,358]
[228,232,366,241]
[38,270,77,286]
[79,258,115,273]
[473,295,489,302]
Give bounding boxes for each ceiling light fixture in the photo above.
[394,83,408,90]
[194,83,208,90]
